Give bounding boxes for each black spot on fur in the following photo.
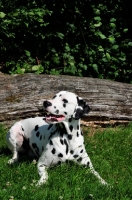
[74,96,91,119]
[64,139,68,154]
[40,135,42,140]
[77,157,82,162]
[59,124,67,138]
[39,164,45,167]
[63,103,66,108]
[68,134,73,140]
[70,150,74,154]
[77,131,79,137]
[58,161,61,165]
[80,149,83,153]
[62,99,68,103]
[42,146,44,151]
[77,125,79,130]
[54,106,56,109]
[21,126,24,131]
[32,143,39,157]
[51,148,56,154]
[73,154,79,158]
[50,140,53,145]
[36,131,40,137]
[59,94,62,97]
[64,112,67,115]
[58,153,63,157]
[81,131,83,136]
[86,161,90,166]
[32,143,39,151]
[69,125,73,132]
[22,137,30,151]
[60,139,64,145]
[47,124,53,130]
[53,95,56,99]
[48,128,57,140]
[68,118,72,123]
[35,125,39,131]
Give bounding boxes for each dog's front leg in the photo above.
[77,152,108,185]
[36,159,48,186]
[87,160,108,185]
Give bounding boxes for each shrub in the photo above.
[0,0,132,82]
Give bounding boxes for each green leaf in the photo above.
[0,12,6,18]
[93,9,100,15]
[92,64,98,73]
[115,32,121,38]
[98,46,104,52]
[123,28,128,33]
[21,68,26,73]
[110,23,116,28]
[28,11,34,16]
[12,12,19,17]
[64,65,76,75]
[65,43,70,52]
[110,18,116,22]
[102,58,108,63]
[112,45,119,50]
[50,69,60,75]
[94,16,101,21]
[128,42,132,46]
[32,65,41,71]
[98,33,106,39]
[52,56,60,65]
[119,57,126,61]
[93,22,102,27]
[106,53,111,60]
[56,32,64,39]
[25,50,31,57]
[108,36,115,43]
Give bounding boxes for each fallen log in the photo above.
[0,73,132,127]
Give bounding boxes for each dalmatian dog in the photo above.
[6,91,108,186]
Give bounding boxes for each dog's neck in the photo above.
[57,118,82,138]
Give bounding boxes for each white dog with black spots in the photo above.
[6,91,108,186]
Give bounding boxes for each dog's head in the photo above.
[43,91,90,124]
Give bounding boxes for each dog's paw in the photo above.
[8,158,17,165]
[100,180,112,188]
[36,180,47,187]
[101,180,108,185]
[36,177,47,187]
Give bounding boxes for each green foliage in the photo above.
[0,0,132,82]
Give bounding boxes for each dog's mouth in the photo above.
[44,111,65,123]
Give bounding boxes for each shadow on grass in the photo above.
[0,146,38,164]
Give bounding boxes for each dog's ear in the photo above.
[73,96,91,120]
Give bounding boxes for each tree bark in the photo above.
[0,73,132,127]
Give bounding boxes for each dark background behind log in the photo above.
[0,73,132,127]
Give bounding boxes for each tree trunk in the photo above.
[0,73,132,127]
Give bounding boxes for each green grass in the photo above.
[0,123,132,200]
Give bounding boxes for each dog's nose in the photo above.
[43,101,52,108]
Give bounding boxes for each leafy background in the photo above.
[0,0,132,83]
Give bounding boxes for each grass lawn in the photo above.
[0,123,132,200]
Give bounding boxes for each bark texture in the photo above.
[0,73,132,127]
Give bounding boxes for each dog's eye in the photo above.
[52,95,56,99]
[62,99,68,103]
